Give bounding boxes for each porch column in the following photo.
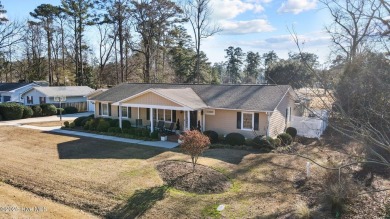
[138,107,140,119]
[187,110,190,130]
[202,110,205,132]
[150,107,154,133]
[119,103,122,129]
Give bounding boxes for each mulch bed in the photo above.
[156,160,231,194]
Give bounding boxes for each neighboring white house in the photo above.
[0,83,40,103]
[22,86,94,112]
[86,89,107,112]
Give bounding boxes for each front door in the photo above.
[190,111,198,130]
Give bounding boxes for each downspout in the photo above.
[119,102,122,129]
[266,112,272,137]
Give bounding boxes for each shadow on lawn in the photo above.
[52,132,167,159]
[107,186,168,219]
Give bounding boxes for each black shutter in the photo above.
[99,102,102,115]
[147,108,150,120]
[117,106,120,117]
[108,103,112,116]
[237,112,241,129]
[172,110,176,122]
[128,107,131,118]
[254,113,259,130]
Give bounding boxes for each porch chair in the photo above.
[164,122,175,135]
[156,121,165,132]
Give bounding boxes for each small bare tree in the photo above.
[179,130,210,171]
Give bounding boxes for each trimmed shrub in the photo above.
[122,120,132,129]
[64,121,70,128]
[142,129,150,137]
[253,136,275,150]
[286,127,298,138]
[22,106,33,119]
[274,138,282,147]
[225,132,245,146]
[56,108,65,115]
[69,122,75,128]
[40,104,57,116]
[74,116,87,127]
[251,135,264,147]
[88,118,100,131]
[110,119,119,127]
[108,127,122,133]
[203,130,219,144]
[31,105,43,117]
[277,133,293,146]
[0,103,24,120]
[0,114,3,121]
[97,119,110,132]
[150,130,159,139]
[122,128,132,135]
[64,106,78,114]
[81,117,93,127]
[103,118,113,124]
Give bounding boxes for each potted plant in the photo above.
[160,131,167,141]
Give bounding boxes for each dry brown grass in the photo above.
[0,126,308,218]
[0,182,97,219]
[3,126,385,218]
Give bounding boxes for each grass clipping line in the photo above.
[156,160,231,194]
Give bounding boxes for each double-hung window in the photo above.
[165,110,172,122]
[153,109,173,122]
[39,97,46,104]
[102,103,109,116]
[27,96,33,104]
[121,106,128,118]
[242,112,254,130]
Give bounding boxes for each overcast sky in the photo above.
[2,0,333,64]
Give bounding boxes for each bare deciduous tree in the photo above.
[321,0,379,62]
[183,0,220,83]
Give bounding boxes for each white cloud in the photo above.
[211,0,264,20]
[236,32,330,49]
[220,19,275,34]
[278,0,317,14]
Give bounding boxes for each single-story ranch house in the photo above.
[90,83,303,138]
[0,82,40,103]
[22,86,94,112]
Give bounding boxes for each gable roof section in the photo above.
[91,83,292,111]
[117,88,207,110]
[33,86,94,97]
[0,83,36,92]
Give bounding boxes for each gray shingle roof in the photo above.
[91,83,292,111]
[34,86,94,97]
[0,83,34,92]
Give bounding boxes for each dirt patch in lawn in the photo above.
[156,160,231,194]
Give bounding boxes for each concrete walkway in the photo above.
[0,112,93,126]
[1,112,179,148]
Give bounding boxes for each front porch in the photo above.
[113,88,208,135]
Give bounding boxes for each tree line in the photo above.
[0,0,220,87]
